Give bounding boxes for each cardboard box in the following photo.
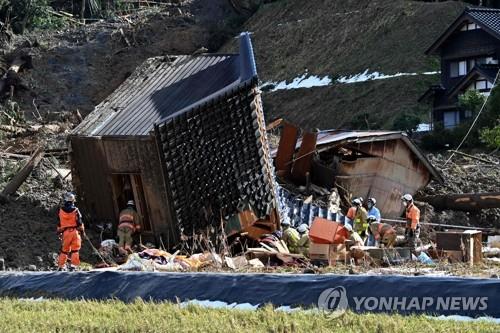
[309,242,347,265]
[309,217,348,244]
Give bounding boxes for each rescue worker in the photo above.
[369,222,397,248]
[281,220,300,253]
[366,198,381,222]
[57,192,84,271]
[365,215,378,246]
[117,200,141,254]
[346,198,368,238]
[297,223,310,256]
[402,194,420,249]
[343,223,364,247]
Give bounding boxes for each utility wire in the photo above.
[444,69,500,166]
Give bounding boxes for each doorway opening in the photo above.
[110,173,153,233]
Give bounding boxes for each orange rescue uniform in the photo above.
[405,203,420,230]
[57,207,84,268]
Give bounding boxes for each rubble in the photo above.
[419,152,500,228]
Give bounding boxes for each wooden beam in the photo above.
[1,146,44,196]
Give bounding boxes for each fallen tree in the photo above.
[1,146,44,196]
[418,192,500,211]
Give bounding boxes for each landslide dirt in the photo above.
[223,0,465,129]
[419,152,500,228]
[11,0,243,118]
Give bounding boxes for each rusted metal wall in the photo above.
[275,122,298,177]
[291,131,318,184]
[70,136,177,245]
[337,139,431,218]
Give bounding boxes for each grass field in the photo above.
[0,298,498,333]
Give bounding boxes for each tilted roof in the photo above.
[73,32,257,137]
[271,130,444,183]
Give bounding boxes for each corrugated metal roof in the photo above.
[73,32,257,137]
[272,129,444,183]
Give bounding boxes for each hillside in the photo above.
[224,0,466,130]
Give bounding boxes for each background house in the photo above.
[421,7,500,129]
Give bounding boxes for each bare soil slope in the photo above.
[224,0,465,129]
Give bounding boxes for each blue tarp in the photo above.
[0,271,499,317]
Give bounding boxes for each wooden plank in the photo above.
[274,121,298,177]
[1,146,44,196]
[291,131,318,184]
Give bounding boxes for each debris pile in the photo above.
[419,152,500,228]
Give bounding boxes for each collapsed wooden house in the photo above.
[70,33,277,244]
[274,124,444,218]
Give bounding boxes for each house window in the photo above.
[476,80,487,90]
[465,110,473,119]
[468,79,494,92]
[476,57,498,65]
[443,111,460,128]
[486,57,498,64]
[450,60,467,77]
[460,22,481,31]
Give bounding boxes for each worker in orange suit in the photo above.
[402,194,420,249]
[57,192,84,271]
[117,200,141,255]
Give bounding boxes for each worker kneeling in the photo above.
[369,222,396,248]
[281,220,300,253]
[118,200,141,255]
[57,192,84,271]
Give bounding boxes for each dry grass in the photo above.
[0,298,497,333]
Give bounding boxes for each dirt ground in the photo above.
[8,0,245,119]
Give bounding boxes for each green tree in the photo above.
[458,89,485,115]
[480,125,500,149]
[391,112,422,135]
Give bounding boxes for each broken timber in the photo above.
[1,146,44,196]
[418,192,500,211]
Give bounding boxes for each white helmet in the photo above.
[352,198,361,206]
[63,192,76,202]
[281,220,291,227]
[401,194,413,202]
[368,198,376,205]
[297,224,309,233]
[127,200,135,206]
[344,223,353,232]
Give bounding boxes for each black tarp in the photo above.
[0,271,499,317]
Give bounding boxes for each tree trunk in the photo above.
[418,192,500,211]
[1,146,45,196]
